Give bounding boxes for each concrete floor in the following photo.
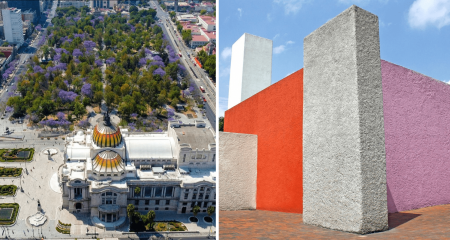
[219,204,450,239]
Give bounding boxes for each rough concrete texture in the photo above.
[219,132,257,211]
[303,5,388,234]
[228,33,272,109]
[381,60,450,213]
[225,69,303,213]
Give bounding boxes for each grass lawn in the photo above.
[0,185,17,196]
[0,148,34,162]
[0,203,19,225]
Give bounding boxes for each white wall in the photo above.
[228,33,272,109]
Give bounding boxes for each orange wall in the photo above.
[224,69,303,213]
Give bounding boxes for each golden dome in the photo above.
[93,150,124,173]
[93,120,122,148]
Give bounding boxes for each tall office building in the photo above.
[6,1,40,18]
[0,1,8,21]
[2,8,24,46]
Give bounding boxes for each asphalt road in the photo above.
[149,0,217,131]
[0,0,57,105]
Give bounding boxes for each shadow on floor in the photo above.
[388,212,421,229]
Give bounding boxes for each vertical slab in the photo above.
[303,5,388,234]
[228,33,272,109]
[219,132,257,210]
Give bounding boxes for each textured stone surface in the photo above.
[381,60,450,213]
[228,33,272,109]
[225,69,303,213]
[303,5,388,234]
[219,132,257,211]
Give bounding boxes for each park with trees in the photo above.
[5,6,198,132]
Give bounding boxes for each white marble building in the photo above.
[60,115,216,229]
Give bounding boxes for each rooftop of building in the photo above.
[201,28,216,39]
[198,15,215,25]
[173,125,215,150]
[191,34,208,42]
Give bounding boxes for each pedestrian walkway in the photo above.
[220,204,450,239]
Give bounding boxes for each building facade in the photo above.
[59,0,88,8]
[6,1,40,18]
[60,115,216,229]
[2,8,24,46]
[90,0,118,9]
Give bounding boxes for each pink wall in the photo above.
[382,60,450,213]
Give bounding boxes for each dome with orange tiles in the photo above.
[92,150,125,173]
[92,118,122,148]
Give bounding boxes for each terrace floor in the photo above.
[219,204,450,239]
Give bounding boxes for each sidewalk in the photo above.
[219,204,450,239]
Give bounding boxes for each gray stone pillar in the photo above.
[219,132,257,211]
[303,5,388,234]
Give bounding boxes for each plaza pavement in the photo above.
[0,117,216,239]
[219,205,450,239]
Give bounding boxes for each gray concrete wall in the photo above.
[303,5,388,234]
[219,132,257,210]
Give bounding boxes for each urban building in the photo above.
[176,14,197,22]
[59,0,88,8]
[6,1,40,18]
[0,1,8,21]
[2,8,24,47]
[198,15,215,31]
[190,35,208,48]
[194,1,214,12]
[22,9,37,24]
[90,0,118,9]
[60,114,216,229]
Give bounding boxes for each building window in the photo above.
[183,154,186,162]
[183,202,188,206]
[184,193,188,199]
[155,200,160,205]
[154,187,162,197]
[74,188,82,198]
[165,207,169,210]
[200,187,204,191]
[135,200,139,205]
[100,174,104,176]
[101,192,117,205]
[107,174,111,176]
[192,194,197,200]
[165,187,173,197]
[145,207,148,210]
[199,193,203,199]
[212,154,215,162]
[145,200,149,205]
[166,200,170,205]
[191,202,195,207]
[144,187,152,197]
[203,202,208,207]
[155,207,159,210]
[205,195,209,200]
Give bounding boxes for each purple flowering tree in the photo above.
[56,112,66,120]
[81,83,92,97]
[58,90,78,103]
[5,106,13,112]
[105,57,115,65]
[33,65,44,73]
[139,58,147,67]
[153,68,166,76]
[35,24,42,31]
[130,113,138,118]
[73,49,83,58]
[95,59,103,66]
[77,120,90,129]
[167,108,175,118]
[84,40,96,52]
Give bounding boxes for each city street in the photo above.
[149,0,217,130]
